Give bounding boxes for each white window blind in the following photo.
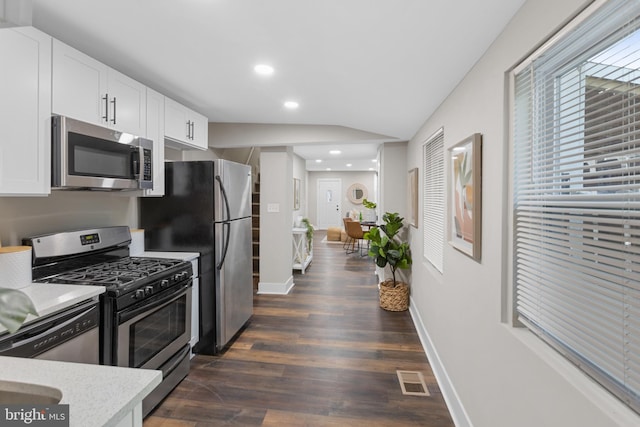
[423,129,444,272]
[513,0,640,413]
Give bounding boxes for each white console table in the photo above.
[292,227,313,274]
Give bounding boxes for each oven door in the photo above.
[115,282,192,370]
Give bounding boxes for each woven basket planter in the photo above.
[379,280,409,311]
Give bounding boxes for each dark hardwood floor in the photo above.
[145,232,454,426]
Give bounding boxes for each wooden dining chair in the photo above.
[342,217,353,250]
[345,220,365,256]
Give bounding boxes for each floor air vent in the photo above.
[396,370,430,396]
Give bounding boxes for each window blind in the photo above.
[423,129,444,272]
[513,0,640,413]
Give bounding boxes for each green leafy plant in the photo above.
[363,212,412,287]
[362,199,377,210]
[301,218,314,252]
[0,288,37,333]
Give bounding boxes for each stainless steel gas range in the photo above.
[23,226,192,417]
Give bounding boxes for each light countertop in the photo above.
[0,356,161,427]
[0,283,105,335]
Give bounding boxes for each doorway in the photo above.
[316,178,342,230]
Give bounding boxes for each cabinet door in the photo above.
[143,88,165,197]
[52,39,107,126]
[164,97,207,150]
[0,27,52,195]
[164,97,191,143]
[108,69,146,136]
[190,110,208,150]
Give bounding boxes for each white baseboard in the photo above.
[257,275,295,295]
[409,297,472,427]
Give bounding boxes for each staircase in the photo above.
[252,177,260,291]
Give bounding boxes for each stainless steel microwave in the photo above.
[52,116,153,191]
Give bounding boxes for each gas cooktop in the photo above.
[25,226,192,299]
[38,257,186,287]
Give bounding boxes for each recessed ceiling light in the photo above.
[372,159,377,163]
[346,163,352,167]
[315,159,322,163]
[369,167,374,171]
[329,150,341,155]
[284,101,299,109]
[254,64,274,76]
[326,168,332,171]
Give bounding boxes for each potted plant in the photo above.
[362,198,377,221]
[301,217,314,253]
[363,212,412,311]
[362,199,376,210]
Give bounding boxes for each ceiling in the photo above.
[30,0,525,170]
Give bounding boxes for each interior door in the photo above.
[317,178,342,230]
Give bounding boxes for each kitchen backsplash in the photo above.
[0,191,138,246]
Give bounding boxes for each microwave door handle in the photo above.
[132,147,141,179]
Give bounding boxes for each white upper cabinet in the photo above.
[52,40,146,136]
[0,27,52,196]
[164,97,208,150]
[143,88,165,197]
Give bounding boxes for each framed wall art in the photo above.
[448,133,482,261]
[293,178,301,210]
[408,168,418,227]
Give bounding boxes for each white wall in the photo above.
[378,141,407,220]
[258,146,294,294]
[0,192,137,246]
[407,0,640,426]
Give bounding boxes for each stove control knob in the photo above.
[160,279,169,288]
[145,286,153,296]
[135,289,145,299]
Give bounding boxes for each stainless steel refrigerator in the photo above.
[140,160,253,354]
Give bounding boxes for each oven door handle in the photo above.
[117,281,191,325]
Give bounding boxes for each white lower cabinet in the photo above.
[0,26,51,196]
[164,97,208,150]
[114,403,143,427]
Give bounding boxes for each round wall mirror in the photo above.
[347,183,368,204]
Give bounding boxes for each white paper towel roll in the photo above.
[130,229,145,256]
[0,246,32,289]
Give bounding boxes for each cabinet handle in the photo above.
[186,120,191,139]
[111,97,117,125]
[102,94,109,123]
[190,121,195,140]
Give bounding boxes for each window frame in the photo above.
[508,0,640,415]
[423,127,445,273]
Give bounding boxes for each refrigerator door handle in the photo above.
[217,221,231,269]
[215,175,232,269]
[215,175,231,222]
